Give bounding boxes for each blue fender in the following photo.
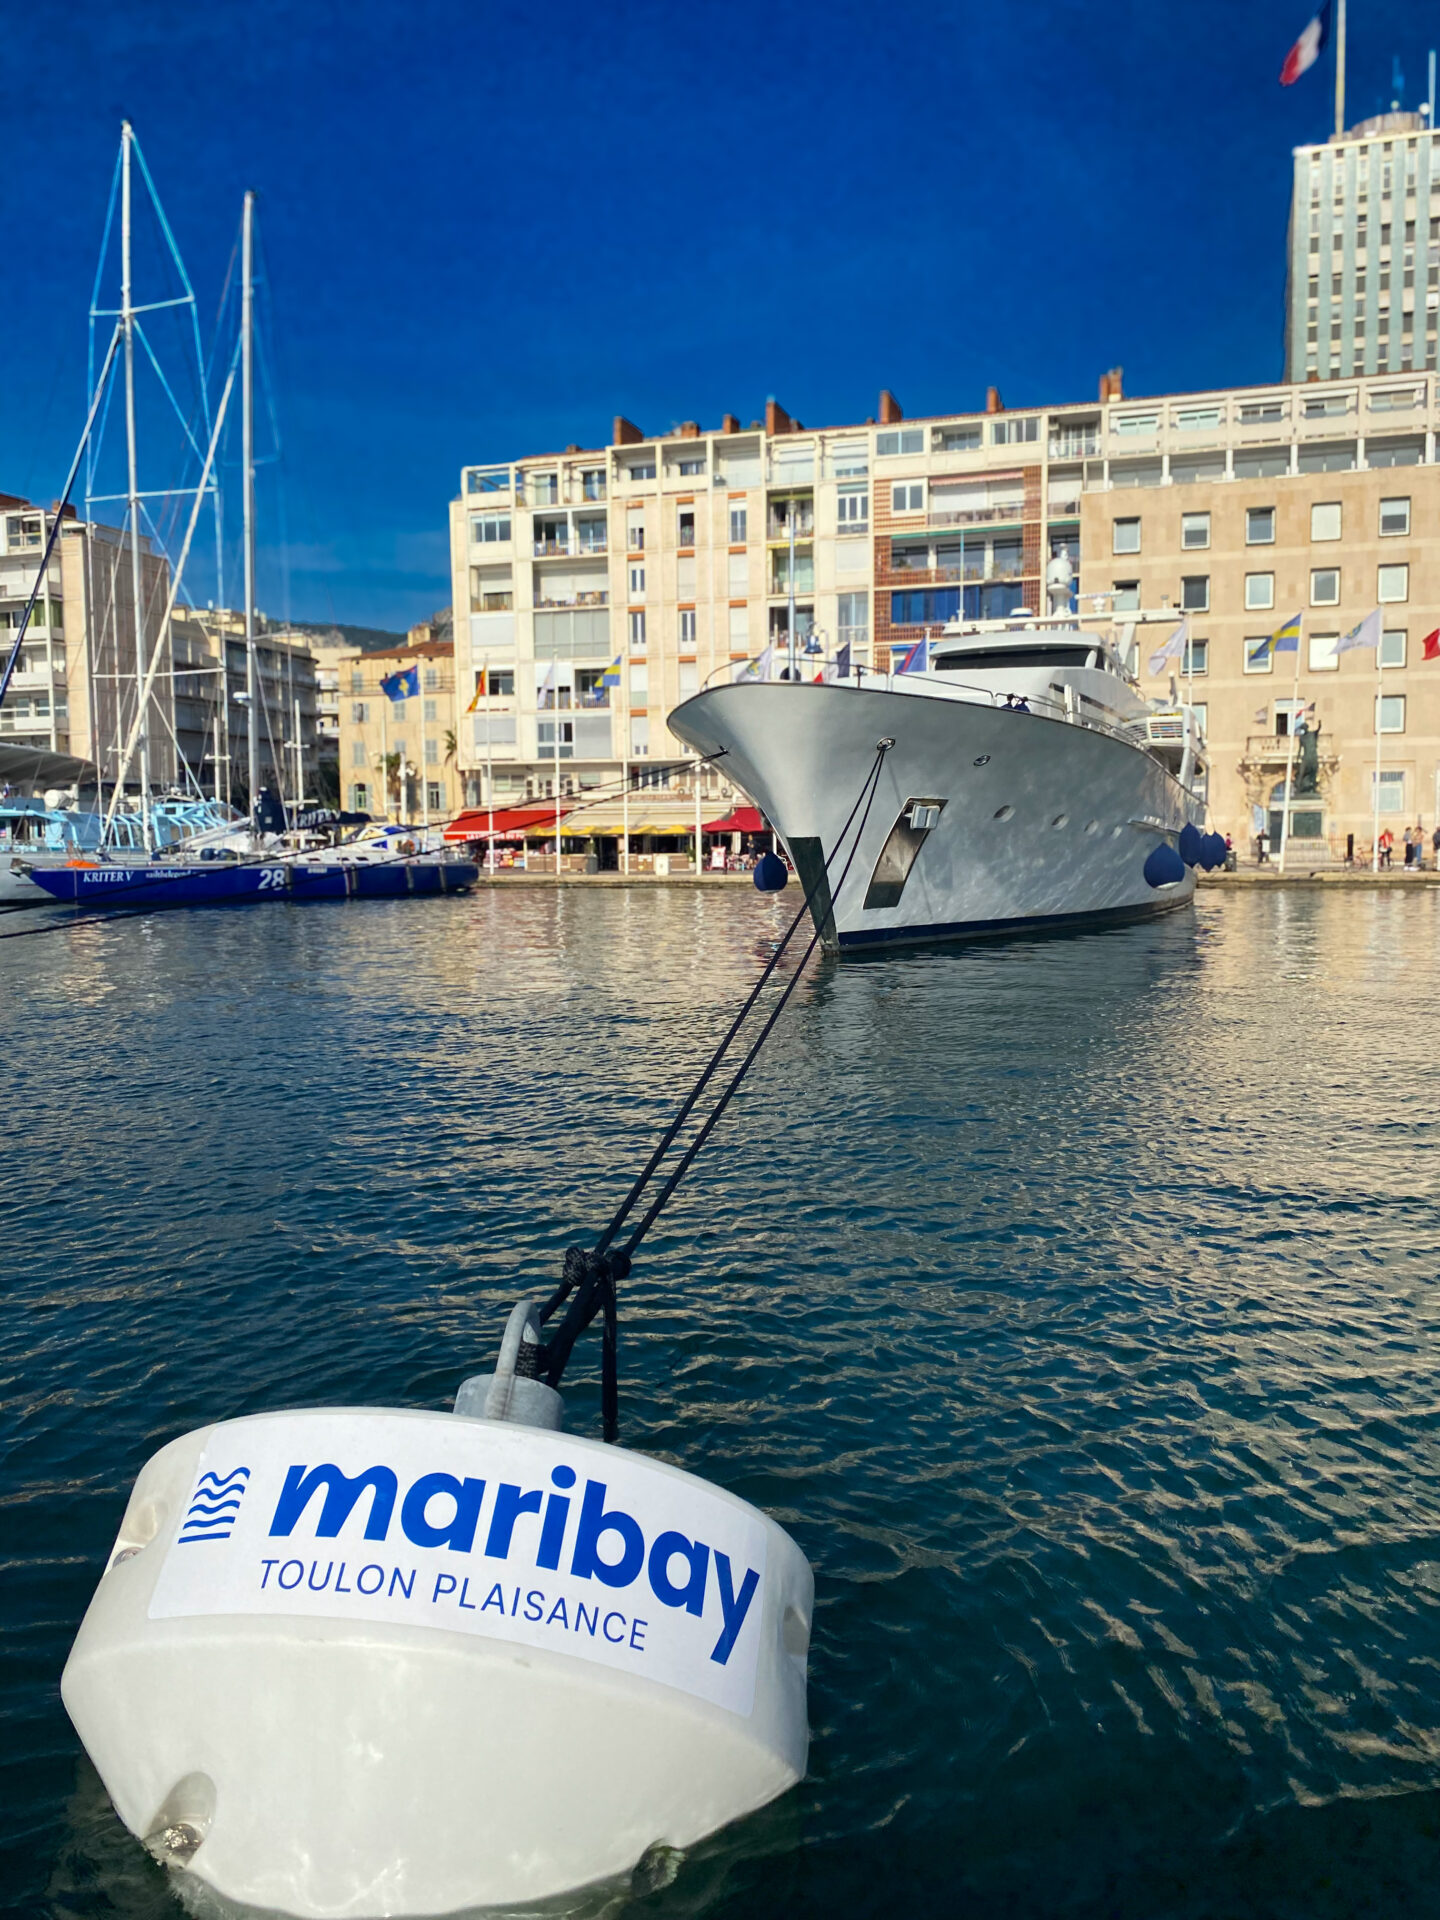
[1178,822,1204,867]
[753,851,789,892]
[1143,843,1187,889]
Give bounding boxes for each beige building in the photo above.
[449,366,1440,860]
[337,637,462,823]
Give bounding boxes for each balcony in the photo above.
[927,504,1025,529]
[535,590,610,610]
[1049,432,1100,458]
[533,537,571,557]
[766,512,815,542]
[575,535,608,556]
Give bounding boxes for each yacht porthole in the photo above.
[973,754,990,766]
[1084,820,1100,835]
[1110,825,1124,838]
[993,805,1014,822]
[1051,812,1069,829]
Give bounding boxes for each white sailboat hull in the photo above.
[670,683,1199,950]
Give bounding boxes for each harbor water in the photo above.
[4,885,1440,1918]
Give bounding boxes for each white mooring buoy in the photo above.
[62,1304,813,1916]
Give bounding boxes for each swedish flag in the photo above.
[600,653,622,689]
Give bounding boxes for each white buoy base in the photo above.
[62,1408,812,1917]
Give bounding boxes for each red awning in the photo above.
[444,804,573,842]
[702,806,766,834]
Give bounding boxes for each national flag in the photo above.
[1147,615,1188,677]
[380,664,419,702]
[1271,612,1302,653]
[536,660,557,709]
[1421,628,1440,662]
[824,640,853,684]
[1280,1,1330,85]
[600,653,622,688]
[744,644,775,683]
[895,634,930,675]
[1336,608,1382,653]
[465,674,484,714]
[1254,706,1269,724]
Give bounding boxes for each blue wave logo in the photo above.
[177,1467,251,1544]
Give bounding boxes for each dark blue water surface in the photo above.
[5,885,1440,1920]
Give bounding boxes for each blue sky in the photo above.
[1,0,1432,630]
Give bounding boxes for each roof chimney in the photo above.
[677,420,701,439]
[985,386,1004,413]
[613,415,644,445]
[1098,367,1124,403]
[878,389,903,424]
[720,413,740,434]
[765,397,793,436]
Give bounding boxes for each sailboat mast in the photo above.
[242,189,260,816]
[121,122,152,849]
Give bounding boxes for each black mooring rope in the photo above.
[535,737,894,1438]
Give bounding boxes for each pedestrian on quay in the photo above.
[1404,827,1416,867]
[1379,827,1395,869]
[1255,826,1269,864]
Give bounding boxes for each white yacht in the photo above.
[668,616,1210,952]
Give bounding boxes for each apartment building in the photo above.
[447,388,1100,818]
[337,638,462,823]
[1285,110,1440,383]
[451,364,1440,858]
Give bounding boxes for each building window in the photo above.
[1377,693,1406,733]
[1311,500,1342,540]
[424,738,438,764]
[1308,632,1340,672]
[1246,506,1276,544]
[351,701,368,722]
[582,469,606,499]
[471,513,511,544]
[424,668,439,691]
[1112,581,1140,611]
[875,428,924,456]
[351,740,367,766]
[1379,496,1411,536]
[679,608,696,644]
[1181,512,1210,550]
[837,590,869,646]
[1244,636,1274,674]
[629,610,646,647]
[629,564,646,597]
[349,669,364,693]
[423,699,437,722]
[529,472,558,505]
[427,782,442,810]
[627,461,657,481]
[1245,572,1275,611]
[628,522,645,551]
[630,716,650,756]
[728,605,749,646]
[837,487,868,529]
[1183,638,1209,675]
[1112,517,1141,554]
[729,505,747,543]
[1380,627,1407,666]
[677,457,705,477]
[933,425,982,452]
[991,416,1039,445]
[1378,562,1409,601]
[1310,567,1340,605]
[677,510,695,546]
[351,783,368,811]
[891,482,924,513]
[1181,575,1209,612]
[1373,768,1406,813]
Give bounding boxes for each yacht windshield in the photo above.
[933,645,1095,671]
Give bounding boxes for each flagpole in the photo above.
[553,670,562,879]
[1372,649,1383,871]
[484,654,494,876]
[1335,0,1347,138]
[380,692,388,824]
[1277,624,1302,874]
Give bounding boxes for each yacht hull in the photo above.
[26,859,479,909]
[669,683,1198,951]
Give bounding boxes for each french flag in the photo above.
[1280,1,1330,86]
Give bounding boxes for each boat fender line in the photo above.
[525,739,894,1441]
